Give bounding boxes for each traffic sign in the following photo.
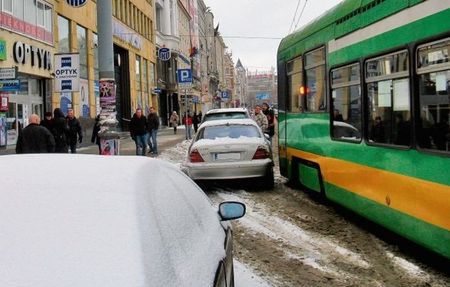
[177,69,193,84]
[158,48,171,61]
[66,0,88,7]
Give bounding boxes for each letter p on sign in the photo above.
[177,69,192,84]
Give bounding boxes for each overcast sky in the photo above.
[203,0,344,72]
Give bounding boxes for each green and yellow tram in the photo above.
[277,0,450,258]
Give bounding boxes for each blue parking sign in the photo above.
[177,69,192,84]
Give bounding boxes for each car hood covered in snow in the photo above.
[0,154,226,287]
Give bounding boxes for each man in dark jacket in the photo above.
[147,107,160,155]
[66,108,83,153]
[52,108,69,153]
[40,111,53,131]
[16,114,55,154]
[130,108,148,156]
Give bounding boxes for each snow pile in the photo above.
[234,260,273,287]
[0,154,225,287]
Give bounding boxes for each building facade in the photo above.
[235,59,247,108]
[247,68,277,108]
[0,0,157,147]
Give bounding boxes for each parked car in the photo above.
[182,119,275,188]
[201,108,250,124]
[0,154,245,287]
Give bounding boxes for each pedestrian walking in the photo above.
[170,111,179,134]
[52,108,69,153]
[91,115,101,154]
[262,102,275,143]
[130,108,148,156]
[183,111,193,140]
[147,107,160,155]
[16,114,55,154]
[66,109,83,153]
[40,111,53,131]
[193,112,199,133]
[252,105,268,133]
[197,111,203,123]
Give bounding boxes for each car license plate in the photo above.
[215,153,240,160]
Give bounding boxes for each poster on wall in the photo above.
[60,92,72,115]
[94,80,100,116]
[79,79,90,117]
[0,113,6,147]
[99,79,116,121]
[100,138,119,156]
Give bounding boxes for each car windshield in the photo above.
[203,112,248,122]
[198,125,261,140]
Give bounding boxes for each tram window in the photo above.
[287,57,304,112]
[417,38,450,153]
[331,64,361,141]
[305,47,326,112]
[367,79,411,146]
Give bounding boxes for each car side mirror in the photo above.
[218,202,246,221]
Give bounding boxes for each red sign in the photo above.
[0,94,8,112]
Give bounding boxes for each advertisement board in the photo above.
[54,53,80,92]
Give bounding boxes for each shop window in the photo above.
[305,47,326,112]
[286,56,303,112]
[416,38,450,153]
[331,64,362,141]
[366,50,411,146]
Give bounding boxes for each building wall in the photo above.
[55,0,156,120]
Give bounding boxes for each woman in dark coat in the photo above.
[52,108,69,153]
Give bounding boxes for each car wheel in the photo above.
[261,166,275,189]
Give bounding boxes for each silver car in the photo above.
[183,119,275,188]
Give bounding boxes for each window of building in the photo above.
[13,0,24,20]
[77,25,88,79]
[136,55,142,107]
[331,63,362,141]
[143,58,148,94]
[150,62,156,86]
[23,0,35,25]
[58,15,70,53]
[2,0,13,13]
[37,1,45,27]
[305,47,326,112]
[44,3,52,32]
[416,38,450,153]
[93,33,99,81]
[286,56,303,113]
[156,6,162,32]
[366,50,410,146]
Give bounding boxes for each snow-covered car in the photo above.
[201,108,250,124]
[0,154,245,287]
[183,119,275,188]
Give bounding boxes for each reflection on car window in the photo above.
[203,112,248,122]
[198,125,261,140]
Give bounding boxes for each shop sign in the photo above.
[0,67,17,80]
[13,41,52,70]
[54,53,80,92]
[0,40,6,61]
[158,48,171,61]
[113,20,142,50]
[0,79,20,92]
[0,95,8,111]
[66,0,88,7]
